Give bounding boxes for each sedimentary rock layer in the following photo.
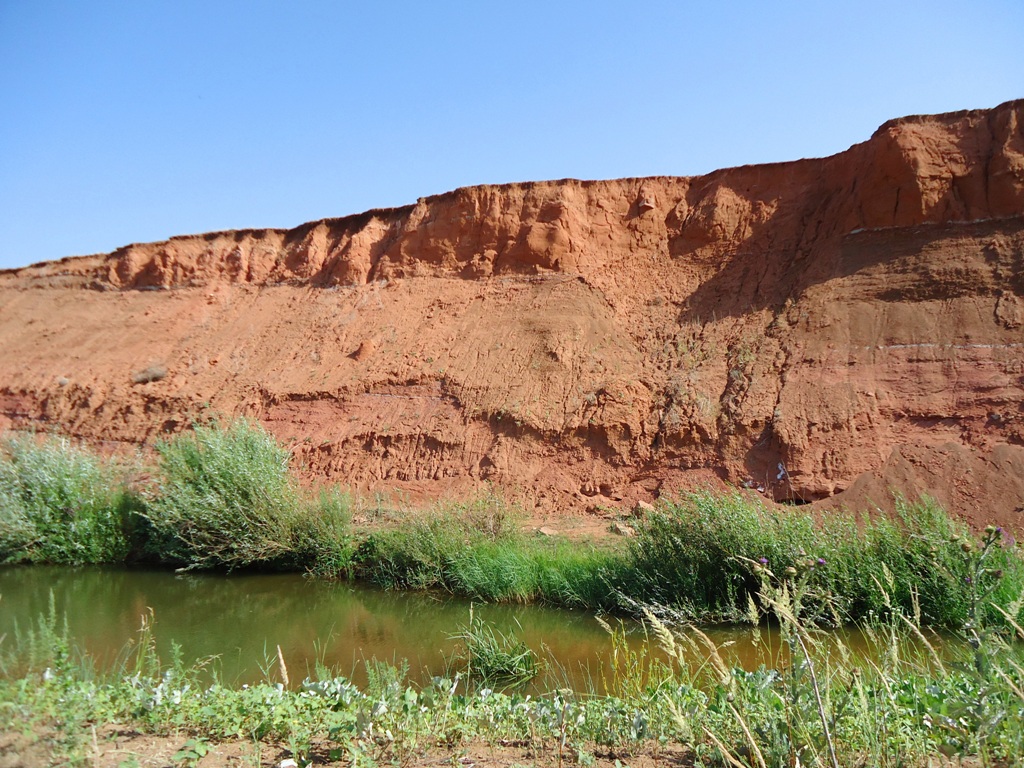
[2,100,1023,529]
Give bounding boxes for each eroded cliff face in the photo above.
[2,100,1023,530]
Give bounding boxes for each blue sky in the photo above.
[1,1,1021,269]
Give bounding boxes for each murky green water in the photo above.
[0,566,951,692]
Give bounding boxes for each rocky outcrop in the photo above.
[2,100,1023,530]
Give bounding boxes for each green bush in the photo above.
[0,435,141,564]
[144,419,351,571]
[624,491,1024,627]
[4,418,1022,633]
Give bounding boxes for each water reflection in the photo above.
[0,566,954,692]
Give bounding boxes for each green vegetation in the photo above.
[0,434,142,564]
[452,607,540,688]
[1,419,1023,631]
[354,495,621,609]
[4,533,1024,766]
[3,421,1024,764]
[143,419,352,573]
[622,491,1024,628]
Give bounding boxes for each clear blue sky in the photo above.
[1,1,1021,269]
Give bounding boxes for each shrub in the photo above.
[0,435,141,564]
[143,419,351,571]
[624,491,818,619]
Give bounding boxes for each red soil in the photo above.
[1,100,1023,532]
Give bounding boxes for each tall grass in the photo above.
[355,488,1024,627]
[623,491,1024,627]
[353,496,622,608]
[0,435,142,564]
[452,607,540,689]
[143,418,352,571]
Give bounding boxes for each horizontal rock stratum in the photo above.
[2,100,1023,530]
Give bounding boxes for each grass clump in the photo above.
[354,495,622,608]
[143,419,352,572]
[624,491,1024,627]
[452,607,540,689]
[0,435,142,564]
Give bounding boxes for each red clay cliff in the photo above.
[1,100,1023,531]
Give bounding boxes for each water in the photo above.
[2,566,643,690]
[0,566,951,692]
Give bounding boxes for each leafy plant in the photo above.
[143,419,351,571]
[0,435,142,564]
[172,737,209,766]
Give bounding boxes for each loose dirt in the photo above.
[0,726,693,768]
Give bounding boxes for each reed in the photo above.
[452,607,540,689]
[623,491,1024,627]
[353,501,623,608]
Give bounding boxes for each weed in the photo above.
[623,491,1024,628]
[143,419,352,572]
[172,737,209,766]
[3,584,1024,767]
[453,607,539,689]
[354,502,623,608]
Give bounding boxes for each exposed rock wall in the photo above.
[2,100,1023,529]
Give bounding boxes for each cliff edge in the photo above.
[2,99,1023,530]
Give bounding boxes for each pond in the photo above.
[0,566,949,693]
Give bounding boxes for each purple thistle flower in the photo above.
[817,558,826,565]
[759,557,769,565]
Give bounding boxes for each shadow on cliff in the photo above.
[674,212,1024,323]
